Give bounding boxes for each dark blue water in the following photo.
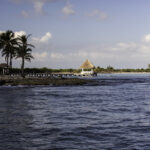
[1,74,150,150]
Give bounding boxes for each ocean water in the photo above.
[1,74,150,150]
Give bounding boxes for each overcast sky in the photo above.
[1,0,150,69]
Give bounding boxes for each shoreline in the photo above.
[98,72,150,74]
[0,72,150,86]
[0,77,96,86]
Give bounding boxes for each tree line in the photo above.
[94,66,150,73]
[4,66,150,75]
[0,30,34,77]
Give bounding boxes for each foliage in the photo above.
[0,30,34,76]
[0,30,18,67]
[16,34,34,77]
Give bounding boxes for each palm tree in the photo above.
[0,30,18,68]
[0,34,3,49]
[16,34,34,77]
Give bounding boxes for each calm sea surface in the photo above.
[1,74,150,150]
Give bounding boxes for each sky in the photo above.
[1,0,150,69]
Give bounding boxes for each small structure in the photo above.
[80,59,95,76]
[0,63,9,75]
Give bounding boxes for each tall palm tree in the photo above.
[16,34,34,77]
[0,34,3,61]
[0,34,3,49]
[0,30,18,68]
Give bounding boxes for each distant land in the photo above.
[1,66,150,75]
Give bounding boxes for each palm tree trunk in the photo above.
[6,56,9,67]
[9,54,12,68]
[21,57,25,77]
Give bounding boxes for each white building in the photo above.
[80,59,95,76]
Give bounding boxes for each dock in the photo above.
[9,72,97,78]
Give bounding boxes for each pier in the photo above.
[8,72,97,78]
[9,73,78,78]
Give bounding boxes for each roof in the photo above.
[0,63,8,68]
[80,59,94,69]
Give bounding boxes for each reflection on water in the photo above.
[1,74,150,150]
[0,87,34,150]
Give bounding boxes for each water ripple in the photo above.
[1,74,150,149]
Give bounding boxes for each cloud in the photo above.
[33,52,64,62]
[32,32,52,43]
[10,0,45,15]
[50,52,64,59]
[14,31,26,38]
[39,34,150,68]
[143,34,150,43]
[21,10,30,18]
[11,0,63,15]
[2,28,150,69]
[86,9,108,20]
[110,42,138,52]
[62,2,75,16]
[32,0,59,15]
[32,0,45,15]
[0,30,26,38]
[33,52,48,61]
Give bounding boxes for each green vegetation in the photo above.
[0,30,34,77]
[3,66,150,75]
[16,34,34,77]
[0,30,18,68]
[94,66,150,73]
[7,68,81,74]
